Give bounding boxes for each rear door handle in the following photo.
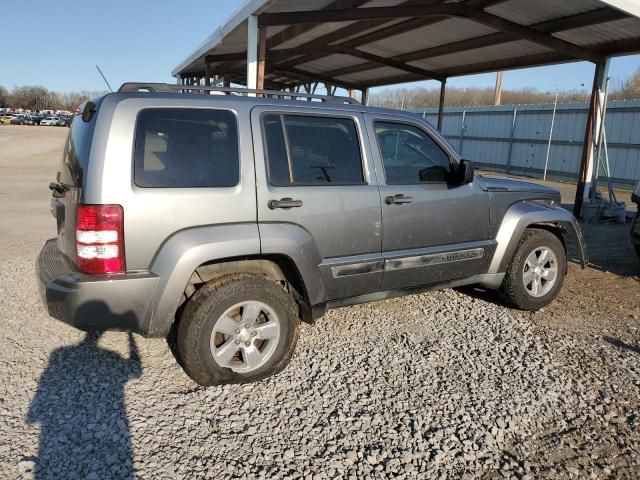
[385,194,414,205]
[268,198,303,209]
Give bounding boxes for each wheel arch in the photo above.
[488,201,587,275]
[183,254,313,321]
[144,223,325,338]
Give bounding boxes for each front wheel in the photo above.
[177,274,300,386]
[499,228,567,311]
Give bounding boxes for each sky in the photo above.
[2,0,640,94]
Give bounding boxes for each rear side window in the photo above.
[263,114,364,186]
[134,108,239,188]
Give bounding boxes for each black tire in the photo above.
[499,228,567,311]
[177,274,300,386]
[634,244,640,259]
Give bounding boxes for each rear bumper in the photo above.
[36,239,160,335]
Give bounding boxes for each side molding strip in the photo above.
[385,248,484,272]
[325,246,487,279]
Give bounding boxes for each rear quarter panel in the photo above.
[85,94,257,271]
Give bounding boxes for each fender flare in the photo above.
[145,224,261,337]
[488,201,588,274]
[258,223,327,306]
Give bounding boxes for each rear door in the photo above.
[364,114,493,291]
[251,106,383,301]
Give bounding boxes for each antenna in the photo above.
[96,65,114,92]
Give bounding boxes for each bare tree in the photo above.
[611,68,640,100]
[1,85,106,111]
[368,70,640,109]
[0,86,9,107]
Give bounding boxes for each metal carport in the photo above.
[171,0,640,216]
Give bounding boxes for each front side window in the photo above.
[374,121,452,184]
[134,108,239,188]
[263,114,364,186]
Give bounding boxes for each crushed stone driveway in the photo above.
[1,257,639,479]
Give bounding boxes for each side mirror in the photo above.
[459,159,474,184]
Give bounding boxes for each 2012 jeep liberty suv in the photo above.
[37,83,587,386]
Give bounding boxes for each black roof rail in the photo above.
[117,82,360,104]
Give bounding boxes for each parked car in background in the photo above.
[30,114,45,125]
[57,116,71,127]
[11,115,37,125]
[0,113,17,125]
[37,84,588,386]
[40,116,60,126]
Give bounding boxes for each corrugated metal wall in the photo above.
[412,100,640,188]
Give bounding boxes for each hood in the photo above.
[477,175,560,195]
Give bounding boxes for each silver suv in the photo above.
[37,83,587,386]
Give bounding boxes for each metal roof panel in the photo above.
[555,17,640,45]
[486,0,604,25]
[410,40,551,70]
[358,17,498,58]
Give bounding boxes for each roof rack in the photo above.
[117,83,360,104]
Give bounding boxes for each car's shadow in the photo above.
[26,302,141,479]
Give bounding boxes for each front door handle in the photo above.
[268,197,303,209]
[385,194,414,205]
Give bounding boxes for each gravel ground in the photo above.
[2,256,637,480]
[1,125,639,479]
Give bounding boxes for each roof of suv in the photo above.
[100,90,421,120]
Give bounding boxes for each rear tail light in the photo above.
[76,204,125,274]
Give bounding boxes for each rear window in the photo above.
[58,99,102,187]
[134,108,239,188]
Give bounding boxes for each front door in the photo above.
[252,106,383,301]
[364,114,493,291]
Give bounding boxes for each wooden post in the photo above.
[361,88,369,106]
[437,79,446,131]
[257,26,267,92]
[494,71,504,106]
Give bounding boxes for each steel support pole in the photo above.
[506,108,517,173]
[585,58,611,202]
[573,59,610,218]
[205,62,211,87]
[437,79,446,132]
[459,110,466,155]
[543,87,559,181]
[246,15,259,95]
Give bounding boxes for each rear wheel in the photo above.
[177,274,299,386]
[499,228,566,311]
